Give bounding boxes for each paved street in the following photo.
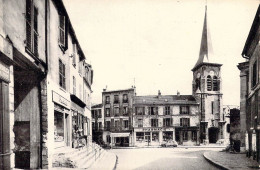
[109,148,222,170]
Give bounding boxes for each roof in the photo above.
[242,4,260,58]
[102,88,135,94]
[134,95,198,105]
[91,103,103,109]
[192,6,221,71]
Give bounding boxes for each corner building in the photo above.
[102,88,135,147]
[132,91,200,146]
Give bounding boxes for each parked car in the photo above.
[161,140,178,147]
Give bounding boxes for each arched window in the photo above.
[213,76,218,91]
[207,75,212,91]
[195,78,201,90]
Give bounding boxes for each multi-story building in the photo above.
[240,4,260,163]
[133,91,200,146]
[91,104,104,143]
[191,6,226,144]
[102,87,135,147]
[0,0,93,169]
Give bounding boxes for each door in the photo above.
[0,81,10,170]
[208,127,219,143]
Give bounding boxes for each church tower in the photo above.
[192,6,224,144]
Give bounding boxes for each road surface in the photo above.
[109,147,222,170]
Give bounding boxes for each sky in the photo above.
[63,0,259,106]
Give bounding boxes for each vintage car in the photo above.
[161,140,178,147]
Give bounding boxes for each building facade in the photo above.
[133,91,200,146]
[0,0,93,169]
[191,6,226,144]
[102,88,135,147]
[240,4,260,163]
[91,104,104,144]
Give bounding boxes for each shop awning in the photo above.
[111,133,130,137]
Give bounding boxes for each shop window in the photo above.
[123,94,128,103]
[165,106,170,115]
[114,95,119,104]
[123,106,128,115]
[54,112,64,142]
[252,61,257,88]
[124,120,129,129]
[163,131,173,141]
[151,119,158,127]
[138,119,143,127]
[180,118,190,127]
[149,107,158,115]
[59,59,66,89]
[136,107,145,115]
[163,118,172,127]
[207,75,212,91]
[26,0,38,56]
[136,132,144,141]
[114,107,119,116]
[105,108,110,117]
[183,131,188,141]
[180,106,189,114]
[152,132,159,142]
[105,96,110,104]
[192,131,197,141]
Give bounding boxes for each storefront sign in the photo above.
[0,61,9,82]
[136,127,174,132]
[52,91,70,109]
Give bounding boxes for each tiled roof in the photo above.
[134,95,198,105]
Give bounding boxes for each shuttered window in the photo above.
[59,59,66,89]
[59,15,66,47]
[26,0,38,56]
[207,75,212,91]
[73,76,76,95]
[213,76,218,91]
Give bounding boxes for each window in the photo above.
[115,121,119,128]
[59,14,66,48]
[211,101,214,114]
[92,122,95,130]
[136,132,144,141]
[195,78,201,90]
[252,61,257,88]
[137,119,143,127]
[148,107,158,115]
[180,106,189,114]
[91,110,95,119]
[227,124,230,133]
[114,107,119,116]
[105,96,110,104]
[73,76,76,95]
[59,59,66,89]
[123,120,129,129]
[123,94,128,103]
[151,119,158,127]
[164,106,170,115]
[26,0,38,56]
[213,76,218,91]
[183,131,188,141]
[192,131,197,141]
[163,118,172,127]
[207,75,212,91]
[78,61,82,75]
[152,132,159,142]
[114,95,119,104]
[136,107,145,115]
[106,135,111,143]
[180,118,190,127]
[98,122,102,130]
[72,44,76,66]
[123,107,128,115]
[105,121,110,130]
[98,110,102,118]
[105,108,110,117]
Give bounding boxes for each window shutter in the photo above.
[59,15,65,46]
[62,63,66,89]
[33,7,38,56]
[26,0,32,50]
[180,118,183,126]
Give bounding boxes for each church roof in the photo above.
[192,6,222,71]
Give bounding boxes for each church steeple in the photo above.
[192,5,214,71]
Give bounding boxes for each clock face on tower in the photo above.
[196,73,201,78]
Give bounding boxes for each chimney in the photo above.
[103,88,106,92]
[177,91,180,97]
[158,90,161,98]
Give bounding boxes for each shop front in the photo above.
[175,127,200,146]
[110,133,131,148]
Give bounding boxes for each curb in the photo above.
[113,155,118,170]
[203,152,229,170]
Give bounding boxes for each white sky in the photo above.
[63,0,259,106]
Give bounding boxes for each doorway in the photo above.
[208,127,219,143]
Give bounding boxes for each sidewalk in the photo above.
[112,144,226,149]
[204,151,259,170]
[90,151,117,170]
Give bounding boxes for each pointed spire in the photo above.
[192,5,214,71]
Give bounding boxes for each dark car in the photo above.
[161,140,178,147]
